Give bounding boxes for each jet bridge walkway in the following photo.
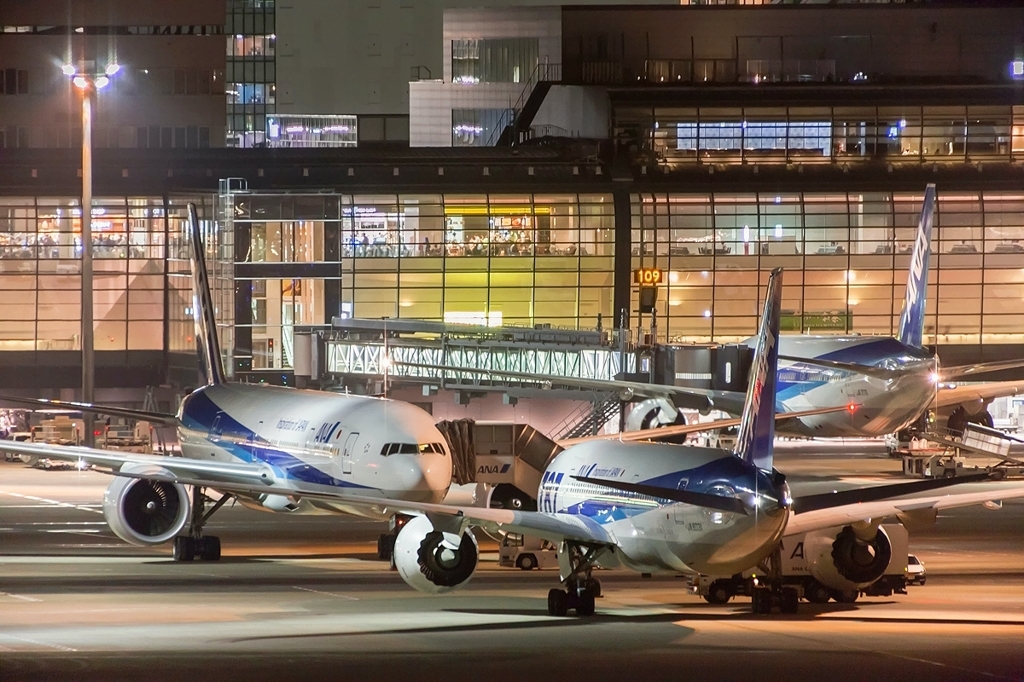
[312,317,634,397]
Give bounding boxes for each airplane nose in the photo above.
[388,452,452,503]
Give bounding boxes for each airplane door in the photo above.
[342,432,359,474]
[673,479,689,524]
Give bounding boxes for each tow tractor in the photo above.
[691,523,910,607]
[499,533,559,570]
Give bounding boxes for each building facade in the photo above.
[0,0,226,150]
[3,1,1024,397]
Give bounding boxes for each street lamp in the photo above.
[62,61,120,447]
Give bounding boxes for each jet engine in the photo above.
[803,525,893,592]
[103,471,190,546]
[626,398,686,433]
[393,514,479,594]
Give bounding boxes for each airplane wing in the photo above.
[0,439,613,546]
[555,405,849,447]
[932,380,1024,409]
[116,469,615,547]
[0,395,179,427]
[783,480,1024,536]
[0,439,279,487]
[942,358,1024,380]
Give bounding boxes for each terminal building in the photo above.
[1,1,1023,420]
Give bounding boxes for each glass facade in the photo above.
[0,196,167,351]
[226,0,276,147]
[617,105,1024,166]
[224,191,616,370]
[631,191,1024,345]
[452,38,539,85]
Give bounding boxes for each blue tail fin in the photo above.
[734,268,783,471]
[188,203,226,386]
[897,184,935,349]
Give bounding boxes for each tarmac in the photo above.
[1,449,1023,682]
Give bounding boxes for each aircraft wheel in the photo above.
[804,581,831,604]
[377,533,396,561]
[780,587,800,614]
[547,588,569,616]
[831,589,859,604]
[575,592,596,617]
[172,536,195,562]
[583,577,602,598]
[198,536,221,561]
[751,587,773,614]
[704,580,733,605]
[517,554,537,570]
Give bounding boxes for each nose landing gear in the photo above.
[545,542,605,617]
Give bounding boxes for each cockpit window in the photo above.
[379,442,446,456]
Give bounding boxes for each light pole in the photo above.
[63,62,119,447]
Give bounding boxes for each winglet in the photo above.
[897,184,935,349]
[188,203,226,385]
[734,268,782,471]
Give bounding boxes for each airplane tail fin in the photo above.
[188,203,226,386]
[897,184,935,349]
[734,268,783,472]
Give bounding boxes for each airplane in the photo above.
[401,184,1024,440]
[40,267,1023,615]
[0,203,454,562]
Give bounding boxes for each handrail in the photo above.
[484,63,562,147]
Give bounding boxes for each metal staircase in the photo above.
[486,63,561,147]
[551,392,620,441]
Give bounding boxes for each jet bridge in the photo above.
[437,418,562,510]
[316,317,630,393]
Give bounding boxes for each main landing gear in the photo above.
[377,514,411,564]
[749,546,799,615]
[172,487,232,562]
[546,542,604,617]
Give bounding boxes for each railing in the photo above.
[409,65,433,82]
[580,58,835,85]
[744,59,837,84]
[484,63,563,147]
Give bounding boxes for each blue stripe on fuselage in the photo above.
[557,456,771,526]
[776,338,931,400]
[179,389,368,489]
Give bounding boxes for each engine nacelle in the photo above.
[804,525,893,591]
[103,468,190,546]
[626,398,685,433]
[393,515,479,594]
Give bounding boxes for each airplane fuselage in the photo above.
[748,335,936,438]
[176,384,453,518]
[538,440,788,576]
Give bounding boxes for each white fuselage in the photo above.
[176,384,453,518]
[537,440,788,576]
[762,335,936,438]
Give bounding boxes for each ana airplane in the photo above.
[0,204,453,561]
[409,184,1024,440]
[50,268,1022,615]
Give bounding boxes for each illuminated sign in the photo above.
[633,268,665,285]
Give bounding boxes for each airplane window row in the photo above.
[379,442,446,456]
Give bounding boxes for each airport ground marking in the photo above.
[0,592,42,602]
[291,585,360,601]
[0,634,76,652]
[0,490,102,514]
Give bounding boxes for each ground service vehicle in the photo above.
[499,534,559,570]
[692,523,910,604]
[906,554,927,585]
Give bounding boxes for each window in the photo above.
[451,38,539,84]
[379,442,445,456]
[1,68,28,95]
